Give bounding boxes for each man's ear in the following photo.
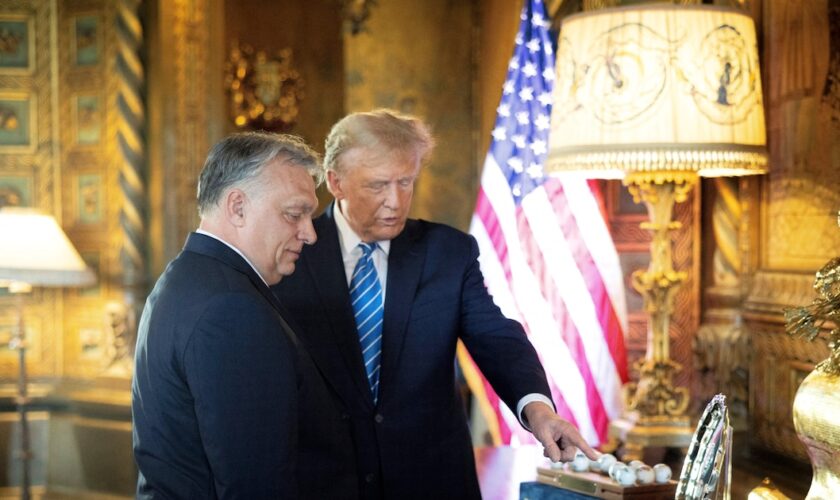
[326,170,343,200]
[224,188,247,227]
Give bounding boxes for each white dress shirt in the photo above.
[332,203,554,429]
[333,201,390,296]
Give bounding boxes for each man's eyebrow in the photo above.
[284,201,316,211]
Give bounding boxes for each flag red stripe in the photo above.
[515,206,610,441]
[544,179,629,381]
[475,188,513,283]
[476,189,581,432]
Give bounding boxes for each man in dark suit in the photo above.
[273,110,598,500]
[132,132,356,499]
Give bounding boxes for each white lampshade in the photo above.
[0,207,95,287]
[546,4,767,179]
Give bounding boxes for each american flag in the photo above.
[459,0,629,446]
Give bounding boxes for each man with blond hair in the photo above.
[274,110,597,499]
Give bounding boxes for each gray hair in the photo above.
[323,109,436,175]
[197,132,323,217]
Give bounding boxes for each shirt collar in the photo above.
[333,201,391,257]
[195,229,269,286]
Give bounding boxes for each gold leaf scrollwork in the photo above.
[225,42,304,132]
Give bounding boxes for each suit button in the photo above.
[365,473,375,483]
[374,413,384,423]
[341,413,350,420]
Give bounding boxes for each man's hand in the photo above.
[523,401,599,462]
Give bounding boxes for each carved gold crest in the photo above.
[225,42,304,131]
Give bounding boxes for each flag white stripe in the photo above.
[464,0,627,447]
[470,215,523,324]
[559,175,629,332]
[521,190,623,417]
[478,159,599,442]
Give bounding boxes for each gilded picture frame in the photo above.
[0,174,32,207]
[0,14,34,74]
[72,14,100,67]
[0,91,36,152]
[74,94,102,146]
[76,173,104,224]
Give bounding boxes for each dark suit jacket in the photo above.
[272,205,552,500]
[132,232,357,499]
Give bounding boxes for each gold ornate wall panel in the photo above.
[763,0,840,272]
[147,0,220,276]
[0,0,60,379]
[745,0,840,462]
[58,0,143,381]
[344,0,477,231]
[745,272,829,460]
[0,0,149,392]
[222,0,344,213]
[171,0,208,260]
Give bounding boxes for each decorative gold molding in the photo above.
[744,270,816,318]
[749,322,826,460]
[172,0,209,249]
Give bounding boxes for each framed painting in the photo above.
[74,94,101,145]
[73,14,100,66]
[76,173,103,224]
[0,175,32,207]
[0,15,34,73]
[0,92,36,152]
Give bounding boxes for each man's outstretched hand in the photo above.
[523,401,600,463]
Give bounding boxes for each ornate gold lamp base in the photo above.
[608,173,697,461]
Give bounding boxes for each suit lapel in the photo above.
[380,219,426,402]
[302,207,375,407]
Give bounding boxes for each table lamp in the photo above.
[546,4,767,459]
[0,207,95,499]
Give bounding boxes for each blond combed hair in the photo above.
[324,109,436,175]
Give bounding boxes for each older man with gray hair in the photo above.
[133,132,357,499]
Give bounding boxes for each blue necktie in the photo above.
[350,242,383,403]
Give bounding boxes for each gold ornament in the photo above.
[225,42,304,132]
[786,211,840,498]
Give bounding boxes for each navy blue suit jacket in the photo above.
[132,233,356,499]
[272,206,552,500]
